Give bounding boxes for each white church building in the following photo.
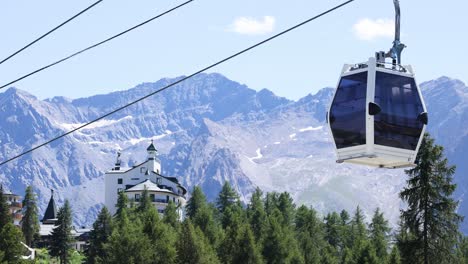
[104,141,187,218]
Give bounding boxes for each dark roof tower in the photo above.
[42,189,58,224]
[147,140,157,151]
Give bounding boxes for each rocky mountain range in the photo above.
[0,73,466,232]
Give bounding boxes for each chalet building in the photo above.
[1,185,23,226]
[38,190,90,251]
[105,141,187,219]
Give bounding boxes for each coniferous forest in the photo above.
[0,133,468,263]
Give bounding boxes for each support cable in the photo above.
[0,0,194,90]
[0,0,355,166]
[0,0,104,66]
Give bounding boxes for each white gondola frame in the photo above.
[327,57,427,168]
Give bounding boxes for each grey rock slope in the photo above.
[0,73,466,231]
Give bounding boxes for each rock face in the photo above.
[0,73,467,231]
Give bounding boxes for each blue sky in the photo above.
[0,0,466,100]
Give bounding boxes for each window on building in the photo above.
[140,167,146,173]
[166,195,169,203]
[150,194,155,202]
[117,178,123,184]
[173,197,175,203]
[135,194,141,202]
[131,178,140,181]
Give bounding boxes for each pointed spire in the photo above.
[147,139,157,152]
[42,189,58,224]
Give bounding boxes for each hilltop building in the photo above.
[1,185,23,226]
[105,141,187,219]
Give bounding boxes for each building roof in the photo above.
[147,141,157,151]
[42,190,57,222]
[125,179,169,193]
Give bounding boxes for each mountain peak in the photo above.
[2,87,37,100]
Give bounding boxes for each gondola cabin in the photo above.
[327,57,427,168]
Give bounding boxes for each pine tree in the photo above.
[163,201,180,229]
[86,207,113,264]
[102,214,152,264]
[49,200,74,264]
[216,181,240,216]
[295,205,324,264]
[350,206,367,250]
[388,246,401,264]
[324,212,341,250]
[277,192,295,227]
[369,208,390,261]
[192,203,223,248]
[21,185,40,247]
[355,241,380,264]
[246,187,268,242]
[115,191,128,219]
[137,187,152,213]
[399,133,463,264]
[263,209,304,264]
[186,186,207,218]
[176,220,220,264]
[0,222,25,263]
[0,186,11,230]
[142,207,177,264]
[233,224,264,264]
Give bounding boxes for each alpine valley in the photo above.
[1,73,467,232]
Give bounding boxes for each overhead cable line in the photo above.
[0,0,355,167]
[0,0,104,66]
[0,0,194,90]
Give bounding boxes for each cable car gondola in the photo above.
[327,0,427,168]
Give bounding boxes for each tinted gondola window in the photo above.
[330,72,367,149]
[374,72,424,150]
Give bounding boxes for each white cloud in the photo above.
[228,16,275,35]
[352,18,394,41]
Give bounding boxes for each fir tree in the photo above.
[233,224,264,264]
[277,192,295,227]
[137,187,152,213]
[0,186,11,230]
[369,208,390,261]
[263,209,304,264]
[399,133,463,264]
[163,201,180,229]
[103,214,152,264]
[86,207,113,264]
[350,206,367,249]
[264,192,279,216]
[295,205,324,264]
[247,187,268,242]
[192,203,223,248]
[49,200,74,264]
[186,186,207,218]
[115,191,128,219]
[355,241,380,264]
[176,220,220,264]
[324,212,341,250]
[216,181,240,216]
[142,207,177,264]
[21,185,40,247]
[0,222,25,263]
[388,246,401,264]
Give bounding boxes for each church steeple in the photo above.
[42,189,58,224]
[147,140,157,160]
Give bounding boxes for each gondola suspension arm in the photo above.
[376,0,406,66]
